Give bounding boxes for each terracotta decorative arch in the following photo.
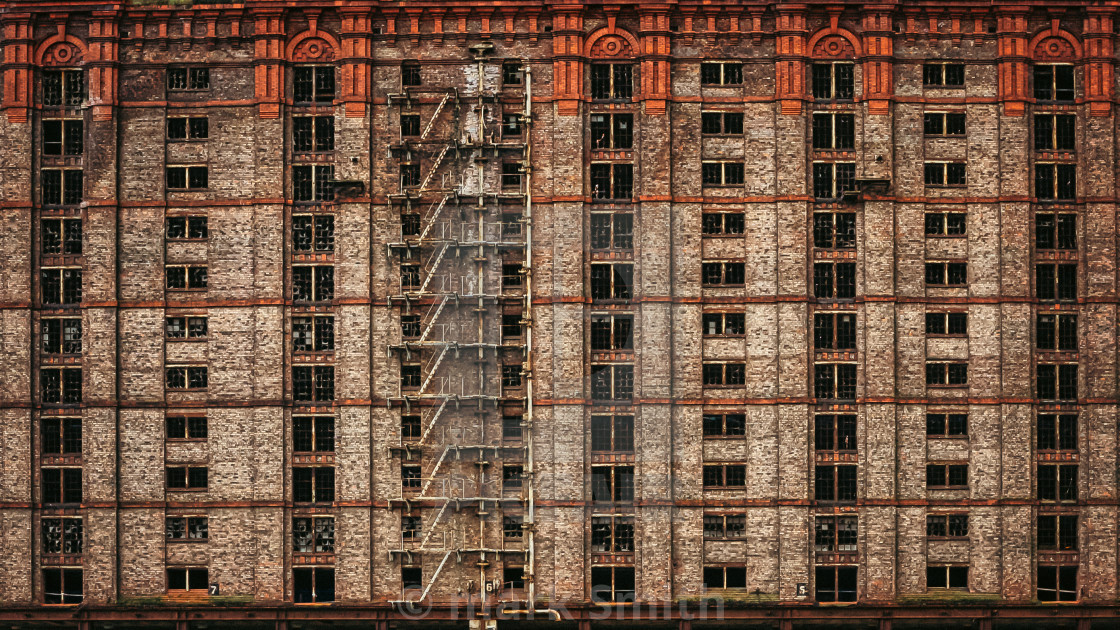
[1029,28,1082,62]
[807,27,862,59]
[286,30,340,63]
[584,26,639,59]
[35,34,87,67]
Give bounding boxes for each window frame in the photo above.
[926,463,969,489]
[812,162,857,200]
[293,65,337,104]
[41,69,86,107]
[925,412,969,438]
[813,363,857,400]
[589,63,635,101]
[922,111,967,136]
[292,466,336,504]
[293,567,335,603]
[292,314,335,352]
[166,67,210,92]
[41,317,82,355]
[922,63,965,87]
[166,165,209,191]
[165,466,209,491]
[293,164,335,203]
[292,516,335,553]
[701,161,745,187]
[166,116,209,141]
[923,162,967,187]
[590,313,634,351]
[811,62,855,101]
[812,113,856,150]
[42,118,84,156]
[293,365,335,402]
[292,265,334,303]
[589,363,634,401]
[700,111,744,135]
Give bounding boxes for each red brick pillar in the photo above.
[861,7,893,115]
[253,9,285,119]
[552,6,583,116]
[775,6,808,115]
[996,8,1030,116]
[340,9,372,119]
[1,14,32,124]
[1084,8,1115,117]
[639,8,670,115]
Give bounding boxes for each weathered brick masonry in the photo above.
[1,1,1120,629]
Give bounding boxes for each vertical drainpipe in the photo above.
[521,63,536,614]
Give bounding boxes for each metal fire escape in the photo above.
[384,46,539,611]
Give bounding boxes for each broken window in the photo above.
[401,61,421,87]
[701,161,745,186]
[923,63,965,87]
[924,162,967,187]
[589,163,633,200]
[293,568,334,604]
[1035,114,1076,151]
[590,314,633,350]
[167,67,209,91]
[589,263,632,299]
[293,416,335,453]
[42,517,83,554]
[1038,464,1078,502]
[702,312,745,337]
[43,568,83,604]
[926,463,969,489]
[701,111,744,135]
[1038,414,1078,451]
[166,516,208,540]
[701,261,746,286]
[814,414,857,451]
[167,117,208,140]
[41,416,81,454]
[926,312,968,336]
[293,315,334,352]
[1034,64,1074,102]
[293,517,334,552]
[401,515,421,542]
[590,63,633,100]
[589,113,633,149]
[41,218,82,255]
[1036,313,1077,351]
[702,566,746,590]
[1036,363,1077,400]
[292,466,334,503]
[1035,263,1077,301]
[814,313,856,350]
[702,362,746,386]
[812,113,855,149]
[400,164,421,189]
[165,265,208,291]
[815,516,858,552]
[400,113,420,137]
[502,113,523,138]
[41,318,82,355]
[590,364,633,401]
[503,515,524,539]
[703,513,746,539]
[501,162,523,190]
[400,364,421,390]
[166,366,207,390]
[925,261,968,287]
[401,415,421,441]
[401,213,421,237]
[814,363,857,400]
[293,66,335,103]
[165,316,208,340]
[923,112,966,136]
[293,116,334,152]
[41,70,85,106]
[702,212,745,235]
[927,565,969,590]
[815,566,857,602]
[590,415,634,452]
[812,162,856,199]
[1038,514,1078,551]
[401,465,421,490]
[590,516,635,552]
[926,413,968,437]
[166,166,208,190]
[926,514,969,538]
[167,567,209,593]
[702,413,746,437]
[1037,565,1078,602]
[42,119,83,155]
[590,213,633,250]
[1035,164,1076,200]
[166,415,207,440]
[926,362,968,387]
[41,467,82,503]
[590,466,634,503]
[590,566,635,603]
[166,216,208,240]
[813,212,856,248]
[165,466,208,490]
[702,464,746,488]
[40,368,82,405]
[503,414,523,441]
[811,62,854,100]
[925,211,967,236]
[292,366,334,402]
[501,363,524,390]
[293,165,334,202]
[41,170,83,205]
[700,61,743,86]
[1035,213,1077,250]
[814,465,857,501]
[292,265,333,302]
[502,465,524,491]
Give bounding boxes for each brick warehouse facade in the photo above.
[3,0,1120,628]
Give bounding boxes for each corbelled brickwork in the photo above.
[2,1,1120,629]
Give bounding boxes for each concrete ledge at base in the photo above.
[116,595,256,607]
[895,592,1004,606]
